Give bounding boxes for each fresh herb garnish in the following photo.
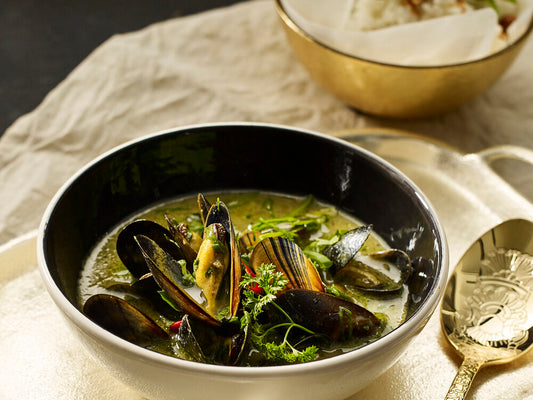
[240,263,288,321]
[251,215,327,243]
[239,263,319,364]
[303,250,332,269]
[246,196,337,247]
[178,259,195,287]
[158,290,179,311]
[288,195,314,217]
[303,234,340,269]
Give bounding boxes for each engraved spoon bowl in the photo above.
[441,219,533,399]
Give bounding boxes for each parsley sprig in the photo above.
[240,263,288,322]
[239,264,319,364]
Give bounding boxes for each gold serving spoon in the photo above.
[441,219,533,400]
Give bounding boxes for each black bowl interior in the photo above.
[42,124,443,321]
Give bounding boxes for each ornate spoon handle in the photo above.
[444,356,485,400]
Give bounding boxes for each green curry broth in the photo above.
[78,191,409,361]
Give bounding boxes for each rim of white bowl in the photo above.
[37,121,449,378]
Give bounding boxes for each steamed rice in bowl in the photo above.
[282,0,533,65]
[341,0,513,31]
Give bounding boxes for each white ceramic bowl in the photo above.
[38,123,448,400]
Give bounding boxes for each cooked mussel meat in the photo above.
[324,226,412,292]
[136,234,222,326]
[335,249,412,292]
[195,223,230,316]
[133,198,241,326]
[201,200,241,319]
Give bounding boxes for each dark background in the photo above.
[0,0,249,137]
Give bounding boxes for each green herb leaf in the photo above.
[239,264,318,364]
[303,249,332,269]
[158,290,180,311]
[288,195,314,217]
[178,259,196,287]
[240,263,288,320]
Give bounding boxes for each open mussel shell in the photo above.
[107,274,183,321]
[323,225,372,274]
[83,294,168,347]
[335,263,402,292]
[174,315,206,363]
[175,315,246,365]
[136,235,222,326]
[197,193,211,225]
[134,200,241,326]
[164,214,199,265]
[371,249,412,283]
[238,231,261,254]
[336,249,412,293]
[203,200,242,319]
[251,236,324,292]
[275,289,381,342]
[116,220,188,278]
[195,222,231,317]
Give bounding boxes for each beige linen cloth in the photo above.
[1,1,533,399]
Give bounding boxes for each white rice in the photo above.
[343,0,474,31]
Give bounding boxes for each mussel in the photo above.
[83,294,168,346]
[275,289,381,341]
[164,214,202,262]
[251,236,324,293]
[174,315,247,365]
[323,225,372,274]
[116,218,198,279]
[248,236,384,342]
[134,199,241,325]
[106,274,182,321]
[83,194,407,365]
[324,225,412,293]
[197,192,211,224]
[85,195,247,362]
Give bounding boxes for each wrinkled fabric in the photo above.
[1,1,533,399]
[2,0,533,245]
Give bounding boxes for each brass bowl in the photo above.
[275,0,533,118]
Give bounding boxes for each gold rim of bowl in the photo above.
[275,0,533,70]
